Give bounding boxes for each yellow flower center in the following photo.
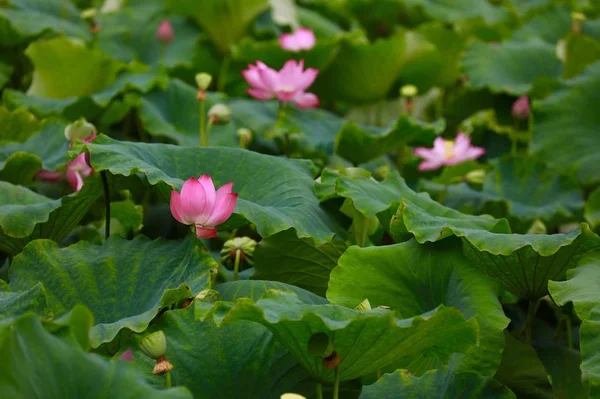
[444,140,455,159]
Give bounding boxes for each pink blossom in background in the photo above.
[170,175,238,239]
[242,60,319,109]
[66,153,94,192]
[120,349,134,361]
[279,27,316,52]
[512,95,530,119]
[36,170,64,183]
[156,19,174,45]
[413,133,485,171]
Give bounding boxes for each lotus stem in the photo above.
[333,366,340,399]
[525,300,536,345]
[199,99,206,146]
[101,171,111,240]
[233,248,242,281]
[315,382,323,399]
[565,315,573,349]
[165,370,172,388]
[217,56,231,93]
[205,119,214,147]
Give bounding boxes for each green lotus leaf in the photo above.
[461,39,562,95]
[535,344,587,399]
[0,0,91,46]
[585,187,600,229]
[166,0,269,54]
[9,236,214,347]
[0,106,41,144]
[0,281,51,326]
[359,366,515,399]
[313,30,409,104]
[0,59,12,89]
[583,18,600,40]
[0,119,68,185]
[563,33,600,79]
[532,62,600,185]
[75,135,339,242]
[317,169,509,237]
[216,280,329,304]
[130,303,311,399]
[403,0,510,24]
[334,116,444,165]
[99,198,144,238]
[0,178,103,255]
[549,252,600,397]
[510,0,551,17]
[481,156,584,225]
[328,239,509,376]
[197,290,478,382]
[252,229,348,296]
[511,6,571,43]
[0,313,191,398]
[494,331,553,399]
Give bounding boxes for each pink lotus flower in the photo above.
[170,175,238,239]
[242,60,319,109]
[279,27,316,52]
[413,133,485,171]
[512,95,530,119]
[156,19,174,45]
[120,349,134,361]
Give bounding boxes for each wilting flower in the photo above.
[279,27,316,52]
[242,60,319,109]
[512,95,530,119]
[170,175,238,239]
[156,19,174,45]
[66,153,94,192]
[413,133,485,171]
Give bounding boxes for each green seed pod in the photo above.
[64,118,95,142]
[195,289,221,303]
[220,237,257,266]
[139,331,167,359]
[195,73,213,90]
[354,298,372,312]
[400,84,418,98]
[208,104,232,124]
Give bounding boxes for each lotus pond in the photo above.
[1,0,600,398]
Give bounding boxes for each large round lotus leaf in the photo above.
[403,0,510,24]
[0,178,102,255]
[585,187,600,229]
[9,236,214,347]
[166,0,269,54]
[461,39,562,95]
[511,6,571,43]
[0,119,68,185]
[0,313,191,399]
[549,252,600,397]
[334,116,444,165]
[359,366,515,399]
[313,31,409,104]
[0,107,41,144]
[390,198,600,298]
[216,279,328,304]
[198,290,478,382]
[0,282,51,327]
[481,156,584,225]
[328,239,509,376]
[75,135,339,242]
[0,0,91,46]
[532,62,600,185]
[25,36,122,99]
[252,229,348,297]
[130,304,312,399]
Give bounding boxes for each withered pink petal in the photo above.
[247,88,274,101]
[36,169,64,182]
[195,225,218,239]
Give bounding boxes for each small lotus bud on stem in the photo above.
[400,84,418,113]
[195,73,212,91]
[237,128,253,148]
[153,355,174,375]
[511,96,530,120]
[220,237,256,266]
[156,19,174,45]
[207,104,232,125]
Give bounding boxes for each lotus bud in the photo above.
[195,289,221,303]
[465,169,486,185]
[220,237,257,267]
[207,104,232,124]
[120,348,133,361]
[511,96,530,119]
[195,73,212,91]
[139,331,167,360]
[237,128,253,148]
[400,84,418,98]
[156,19,174,45]
[354,298,372,311]
[64,118,96,142]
